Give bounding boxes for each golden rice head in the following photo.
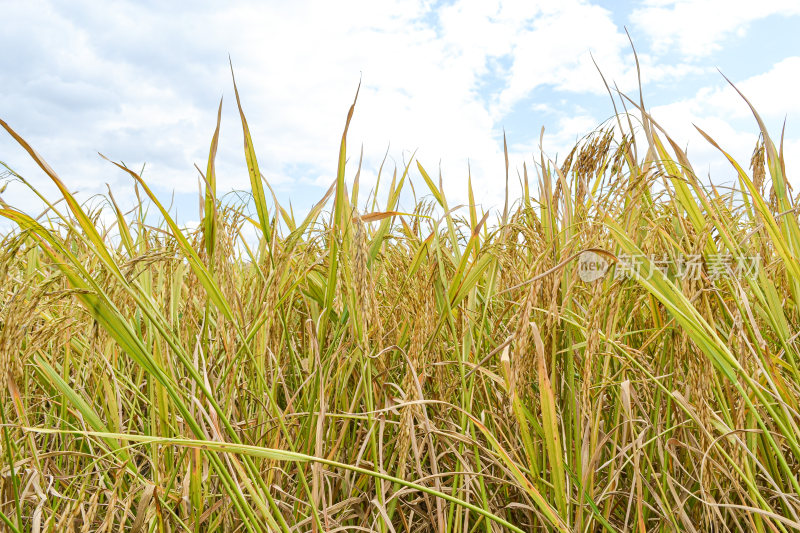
[396,270,436,479]
[580,281,604,418]
[353,216,379,339]
[750,137,766,194]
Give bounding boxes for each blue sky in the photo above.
[1,0,799,229]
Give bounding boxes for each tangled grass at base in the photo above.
[1,79,800,533]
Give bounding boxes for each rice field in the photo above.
[1,71,799,532]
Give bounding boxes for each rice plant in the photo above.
[0,68,799,532]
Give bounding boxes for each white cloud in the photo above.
[0,2,647,205]
[648,57,800,187]
[688,57,800,119]
[631,0,800,58]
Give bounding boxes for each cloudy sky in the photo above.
[1,0,799,228]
